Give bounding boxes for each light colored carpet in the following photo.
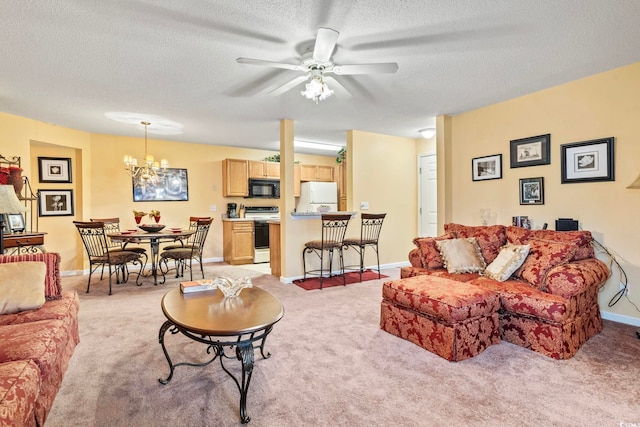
[47,264,640,427]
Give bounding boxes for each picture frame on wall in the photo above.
[472,154,502,181]
[561,137,614,183]
[38,189,74,216]
[519,177,544,205]
[510,134,551,168]
[132,168,189,202]
[38,157,72,183]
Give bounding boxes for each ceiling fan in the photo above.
[236,28,399,103]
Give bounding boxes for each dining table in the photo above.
[108,228,196,285]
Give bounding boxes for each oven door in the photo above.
[253,220,270,249]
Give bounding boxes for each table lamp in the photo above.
[0,185,27,254]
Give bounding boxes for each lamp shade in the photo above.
[627,173,640,189]
[0,185,27,213]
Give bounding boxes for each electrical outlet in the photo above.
[209,204,217,212]
[360,201,369,210]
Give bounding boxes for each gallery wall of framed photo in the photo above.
[36,156,75,217]
[472,133,615,210]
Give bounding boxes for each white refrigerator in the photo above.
[297,182,338,212]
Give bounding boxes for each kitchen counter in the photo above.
[290,211,357,219]
[221,217,254,222]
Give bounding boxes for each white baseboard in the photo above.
[279,261,409,284]
[601,310,640,327]
[61,256,225,277]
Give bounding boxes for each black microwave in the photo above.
[248,179,280,198]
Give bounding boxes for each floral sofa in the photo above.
[381,224,610,360]
[0,253,80,426]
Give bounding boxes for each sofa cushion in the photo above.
[436,238,486,274]
[0,253,62,300]
[0,291,80,327]
[514,239,576,290]
[400,266,481,282]
[0,262,46,315]
[0,360,41,427]
[483,244,530,282]
[383,275,499,323]
[444,224,506,263]
[412,233,454,269]
[505,227,594,261]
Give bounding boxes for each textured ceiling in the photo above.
[2,1,640,155]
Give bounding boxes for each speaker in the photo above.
[555,218,578,231]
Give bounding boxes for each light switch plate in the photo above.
[209,205,217,212]
[360,201,369,210]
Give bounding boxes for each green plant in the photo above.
[336,148,346,164]
[264,154,280,162]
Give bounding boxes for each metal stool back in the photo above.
[343,213,386,281]
[302,214,352,289]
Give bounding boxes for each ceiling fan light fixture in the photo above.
[301,76,333,103]
[419,127,436,139]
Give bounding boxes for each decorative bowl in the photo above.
[139,224,166,232]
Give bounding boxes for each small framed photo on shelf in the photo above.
[38,157,72,183]
[472,154,502,181]
[561,137,614,183]
[4,213,25,232]
[519,177,544,205]
[510,134,551,168]
[38,189,74,216]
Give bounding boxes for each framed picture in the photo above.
[561,137,614,183]
[4,213,25,232]
[472,154,502,181]
[132,168,189,202]
[519,177,544,205]
[510,134,551,168]
[38,189,74,216]
[38,157,72,183]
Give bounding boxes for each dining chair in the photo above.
[73,221,143,295]
[162,216,212,251]
[343,213,386,281]
[159,218,213,280]
[90,217,148,270]
[302,214,352,289]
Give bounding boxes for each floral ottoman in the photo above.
[380,275,500,361]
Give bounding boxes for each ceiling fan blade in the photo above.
[237,57,303,71]
[313,28,339,62]
[332,62,399,75]
[324,76,352,98]
[268,75,309,96]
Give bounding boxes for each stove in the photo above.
[244,206,279,263]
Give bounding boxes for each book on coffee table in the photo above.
[180,279,215,294]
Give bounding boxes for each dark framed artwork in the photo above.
[519,177,544,205]
[38,189,74,216]
[4,213,26,232]
[510,134,551,168]
[472,154,502,181]
[132,168,189,202]
[561,137,614,183]
[38,157,72,183]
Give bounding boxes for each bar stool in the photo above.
[302,214,352,289]
[343,213,386,281]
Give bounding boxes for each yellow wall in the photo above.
[448,61,640,324]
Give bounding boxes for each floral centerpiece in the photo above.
[149,210,161,223]
[133,209,147,224]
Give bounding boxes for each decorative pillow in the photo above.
[0,253,61,300]
[483,244,530,282]
[412,233,454,269]
[436,238,486,274]
[505,227,594,261]
[514,239,576,290]
[0,262,46,315]
[444,223,506,264]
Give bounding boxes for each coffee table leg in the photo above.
[158,320,176,384]
[219,342,254,424]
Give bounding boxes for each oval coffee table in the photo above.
[158,286,284,424]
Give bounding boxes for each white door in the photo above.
[419,154,437,237]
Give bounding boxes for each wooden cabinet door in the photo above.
[315,165,334,182]
[300,164,317,181]
[249,160,280,179]
[248,160,265,178]
[223,220,254,264]
[223,159,248,197]
[265,161,280,179]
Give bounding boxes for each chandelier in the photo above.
[123,121,168,182]
[301,69,333,103]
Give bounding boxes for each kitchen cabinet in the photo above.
[249,160,280,179]
[300,164,334,182]
[269,221,281,277]
[222,159,249,197]
[223,219,254,265]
